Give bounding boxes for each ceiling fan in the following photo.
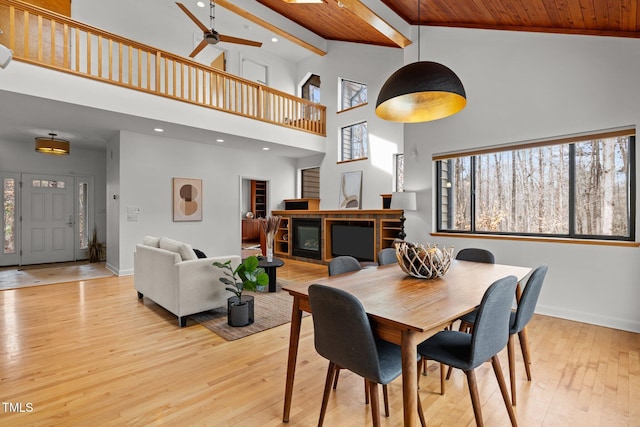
[175,1,262,58]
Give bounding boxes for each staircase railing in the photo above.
[0,0,326,136]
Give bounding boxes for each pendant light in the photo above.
[35,133,70,155]
[375,1,466,123]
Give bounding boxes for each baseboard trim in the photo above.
[536,304,640,333]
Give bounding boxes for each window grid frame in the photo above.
[436,135,636,242]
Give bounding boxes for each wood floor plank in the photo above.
[0,259,638,426]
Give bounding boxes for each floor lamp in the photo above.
[391,191,416,240]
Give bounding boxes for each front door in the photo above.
[21,173,74,265]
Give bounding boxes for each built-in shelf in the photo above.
[274,217,290,256]
[272,209,402,264]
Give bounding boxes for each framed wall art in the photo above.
[173,177,202,221]
[338,170,362,209]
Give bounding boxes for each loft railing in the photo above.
[0,0,326,136]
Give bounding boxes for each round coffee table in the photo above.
[256,256,285,292]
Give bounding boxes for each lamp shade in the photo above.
[35,134,70,155]
[390,191,417,211]
[375,61,466,123]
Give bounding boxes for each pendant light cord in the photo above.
[417,0,421,61]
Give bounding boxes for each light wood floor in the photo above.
[0,259,638,426]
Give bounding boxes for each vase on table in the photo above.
[266,231,274,262]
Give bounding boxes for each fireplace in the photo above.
[292,218,321,260]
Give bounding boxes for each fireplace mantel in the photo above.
[272,209,403,264]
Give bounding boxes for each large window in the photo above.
[340,122,368,162]
[339,78,367,111]
[436,130,635,241]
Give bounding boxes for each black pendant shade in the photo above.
[375,61,467,123]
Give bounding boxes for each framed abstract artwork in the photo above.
[173,178,202,221]
[339,170,362,209]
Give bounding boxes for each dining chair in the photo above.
[455,247,496,264]
[327,255,367,401]
[328,255,362,276]
[377,247,397,265]
[417,276,519,427]
[426,248,496,388]
[309,284,426,426]
[458,265,548,405]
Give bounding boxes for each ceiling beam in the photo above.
[336,0,412,48]
[215,0,327,56]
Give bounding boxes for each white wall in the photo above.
[297,42,405,209]
[114,130,298,274]
[402,27,640,332]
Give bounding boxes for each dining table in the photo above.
[282,259,532,427]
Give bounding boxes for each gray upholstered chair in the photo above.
[428,247,496,386]
[328,255,362,276]
[417,276,519,427]
[458,265,548,405]
[309,284,425,426]
[456,247,496,264]
[377,247,398,266]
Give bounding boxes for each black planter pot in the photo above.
[227,295,255,327]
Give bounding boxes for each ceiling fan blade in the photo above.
[189,39,209,58]
[175,2,210,33]
[219,34,263,47]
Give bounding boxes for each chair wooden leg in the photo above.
[440,363,446,395]
[518,328,533,380]
[507,334,517,406]
[332,366,341,389]
[364,378,370,404]
[491,355,519,427]
[464,369,484,427]
[367,381,381,427]
[417,389,427,427]
[422,357,427,375]
[319,362,337,427]
[382,384,389,417]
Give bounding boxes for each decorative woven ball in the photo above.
[395,242,454,279]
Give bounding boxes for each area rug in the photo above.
[0,261,115,291]
[188,280,308,341]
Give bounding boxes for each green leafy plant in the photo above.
[213,256,269,304]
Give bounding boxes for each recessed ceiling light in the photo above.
[263,147,270,151]
[196,1,206,7]
[216,138,224,142]
[271,37,278,43]
[154,128,164,132]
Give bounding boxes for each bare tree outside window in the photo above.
[341,122,368,161]
[437,133,634,240]
[340,78,367,111]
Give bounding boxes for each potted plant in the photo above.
[213,256,269,327]
[86,226,105,263]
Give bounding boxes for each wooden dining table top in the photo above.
[283,260,533,335]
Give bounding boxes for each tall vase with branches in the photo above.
[260,216,281,262]
[86,226,105,263]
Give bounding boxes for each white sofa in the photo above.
[134,236,240,327]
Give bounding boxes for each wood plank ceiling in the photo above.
[257,0,640,49]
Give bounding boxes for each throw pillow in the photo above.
[142,235,161,247]
[159,237,197,261]
[193,249,207,259]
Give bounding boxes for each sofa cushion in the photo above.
[143,235,161,247]
[193,249,207,259]
[159,237,197,261]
